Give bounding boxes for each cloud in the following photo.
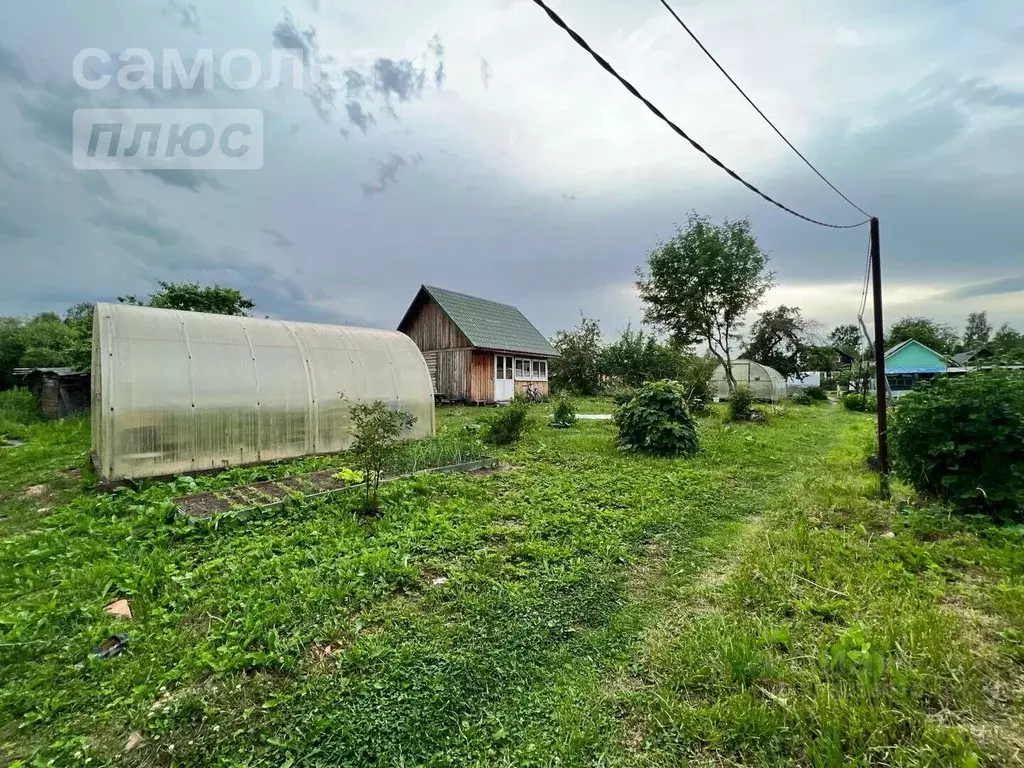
[0,43,30,85]
[271,11,317,65]
[954,78,1024,109]
[0,210,33,240]
[139,168,223,192]
[0,150,27,180]
[162,0,202,34]
[82,173,117,202]
[91,210,182,248]
[370,58,428,103]
[270,10,444,131]
[345,100,375,133]
[261,227,296,250]
[943,275,1024,300]
[479,57,493,90]
[360,153,422,197]
[12,82,84,150]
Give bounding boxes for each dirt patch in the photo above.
[23,484,47,498]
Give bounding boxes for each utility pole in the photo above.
[870,217,890,496]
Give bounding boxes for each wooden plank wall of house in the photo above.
[435,350,472,400]
[403,300,470,350]
[471,351,494,402]
[421,351,438,393]
[514,380,550,398]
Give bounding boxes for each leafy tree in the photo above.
[0,318,25,388]
[550,315,603,395]
[347,399,415,513]
[636,212,774,392]
[16,314,75,369]
[63,302,94,371]
[600,325,686,388]
[885,316,959,356]
[119,280,256,316]
[828,324,861,355]
[962,311,992,351]
[741,305,814,380]
[993,323,1024,363]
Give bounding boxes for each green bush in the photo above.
[0,388,41,438]
[614,380,698,457]
[843,393,877,413]
[485,399,531,445]
[790,390,815,406]
[728,386,755,422]
[889,371,1024,517]
[550,394,577,428]
[804,385,829,401]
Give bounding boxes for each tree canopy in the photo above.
[886,316,959,356]
[962,311,993,351]
[1,280,258,387]
[741,305,816,380]
[118,280,255,316]
[550,315,603,395]
[636,212,774,391]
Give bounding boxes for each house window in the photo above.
[888,374,917,391]
[514,357,549,382]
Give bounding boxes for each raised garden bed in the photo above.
[174,458,498,521]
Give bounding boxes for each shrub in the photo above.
[677,355,718,415]
[804,385,829,401]
[550,394,577,428]
[790,390,815,406]
[614,379,699,457]
[728,386,755,422]
[485,399,531,445]
[348,399,416,512]
[843,393,877,413]
[889,371,1024,517]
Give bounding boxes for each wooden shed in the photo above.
[12,367,91,419]
[398,285,558,403]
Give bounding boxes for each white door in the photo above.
[494,355,514,402]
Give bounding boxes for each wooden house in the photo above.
[398,285,558,403]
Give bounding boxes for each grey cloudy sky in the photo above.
[1,0,1022,340]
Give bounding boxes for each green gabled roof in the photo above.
[403,285,558,357]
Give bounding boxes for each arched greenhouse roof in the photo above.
[711,359,787,401]
[91,303,434,482]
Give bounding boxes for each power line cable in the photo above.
[529,0,869,230]
[656,0,872,220]
[857,236,871,320]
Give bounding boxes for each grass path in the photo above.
[2,404,1021,766]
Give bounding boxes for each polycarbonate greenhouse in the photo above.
[711,359,788,401]
[91,303,435,482]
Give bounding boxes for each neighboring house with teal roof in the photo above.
[883,339,950,396]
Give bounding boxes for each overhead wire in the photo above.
[528,0,870,230]
[656,0,872,221]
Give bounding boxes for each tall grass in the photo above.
[391,426,487,474]
[0,388,41,439]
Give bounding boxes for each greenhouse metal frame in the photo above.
[91,303,435,482]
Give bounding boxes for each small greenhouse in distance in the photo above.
[711,360,787,401]
[91,303,435,483]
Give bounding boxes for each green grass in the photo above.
[0,402,1021,766]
